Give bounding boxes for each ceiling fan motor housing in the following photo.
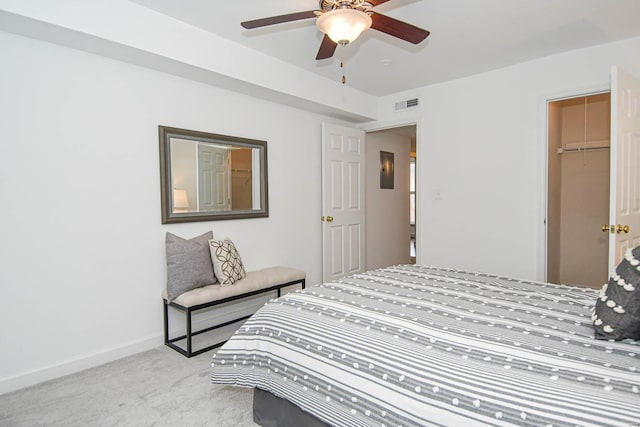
[319,0,374,13]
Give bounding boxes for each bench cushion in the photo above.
[162,266,306,308]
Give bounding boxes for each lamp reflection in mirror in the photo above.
[172,189,190,213]
[316,9,372,45]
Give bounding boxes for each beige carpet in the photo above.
[0,346,258,426]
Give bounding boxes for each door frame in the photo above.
[360,118,422,263]
[538,84,610,283]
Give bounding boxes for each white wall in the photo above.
[0,0,377,122]
[0,31,337,393]
[376,36,640,282]
[365,131,411,270]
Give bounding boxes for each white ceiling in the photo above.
[130,0,640,97]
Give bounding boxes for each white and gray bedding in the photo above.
[211,265,640,426]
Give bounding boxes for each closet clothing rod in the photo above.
[556,146,610,154]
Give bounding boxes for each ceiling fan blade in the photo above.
[366,0,392,5]
[316,34,337,60]
[241,10,317,29]
[370,12,430,44]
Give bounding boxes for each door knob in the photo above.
[602,224,614,233]
[616,224,630,234]
[326,216,334,222]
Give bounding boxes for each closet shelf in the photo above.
[556,139,610,154]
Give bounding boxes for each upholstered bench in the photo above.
[162,266,306,357]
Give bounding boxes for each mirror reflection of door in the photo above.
[198,144,230,212]
[169,138,262,214]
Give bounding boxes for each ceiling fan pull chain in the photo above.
[338,44,347,85]
[341,61,346,84]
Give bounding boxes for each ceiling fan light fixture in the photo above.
[316,8,372,46]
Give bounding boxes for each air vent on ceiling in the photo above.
[395,98,419,111]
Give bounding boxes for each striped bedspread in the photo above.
[211,265,640,426]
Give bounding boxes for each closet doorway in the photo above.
[547,92,610,288]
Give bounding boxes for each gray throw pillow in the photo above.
[208,238,246,286]
[592,245,640,340]
[165,231,217,302]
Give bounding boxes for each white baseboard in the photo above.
[0,334,163,396]
[0,292,281,396]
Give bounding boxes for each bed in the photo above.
[210,265,640,426]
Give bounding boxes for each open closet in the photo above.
[547,93,611,288]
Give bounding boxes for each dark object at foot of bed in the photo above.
[253,388,330,427]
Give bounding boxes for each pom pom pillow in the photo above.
[592,245,640,340]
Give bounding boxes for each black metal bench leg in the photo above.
[186,308,193,357]
[163,301,169,345]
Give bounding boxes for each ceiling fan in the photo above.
[241,0,430,60]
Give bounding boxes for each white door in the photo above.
[198,144,230,212]
[608,66,640,270]
[322,123,366,282]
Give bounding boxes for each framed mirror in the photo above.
[159,126,268,223]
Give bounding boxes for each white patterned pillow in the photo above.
[208,238,246,286]
[592,245,640,340]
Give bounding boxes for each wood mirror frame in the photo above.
[159,126,268,223]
